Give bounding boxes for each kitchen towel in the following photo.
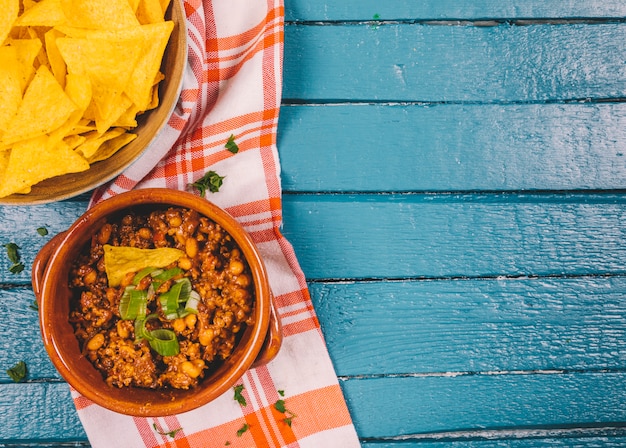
[77,0,361,447]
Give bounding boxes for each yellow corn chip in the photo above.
[0,47,22,133]
[44,28,67,86]
[1,65,76,146]
[7,38,42,91]
[136,0,163,24]
[14,0,66,27]
[0,135,89,198]
[60,0,139,29]
[75,127,127,159]
[56,35,142,123]
[0,0,18,45]
[64,73,92,111]
[103,245,184,287]
[87,132,137,163]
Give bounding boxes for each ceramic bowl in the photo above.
[0,1,187,205]
[32,189,282,416]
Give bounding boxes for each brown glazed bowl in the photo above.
[32,189,282,416]
[0,0,187,205]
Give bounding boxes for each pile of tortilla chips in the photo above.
[0,0,174,198]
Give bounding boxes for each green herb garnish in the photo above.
[36,227,48,236]
[4,243,25,274]
[189,170,225,197]
[233,384,246,406]
[6,361,27,382]
[236,423,249,437]
[29,301,39,311]
[274,396,297,427]
[225,134,239,154]
[152,423,182,438]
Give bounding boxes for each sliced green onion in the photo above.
[182,290,201,316]
[151,267,183,291]
[159,278,192,319]
[134,313,157,342]
[119,287,148,320]
[148,329,179,356]
[132,266,157,285]
[134,314,179,356]
[153,267,183,282]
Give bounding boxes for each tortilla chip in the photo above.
[74,127,126,159]
[14,0,66,27]
[1,65,76,146]
[86,132,137,163]
[0,0,18,45]
[60,0,139,29]
[56,34,142,123]
[103,245,184,287]
[124,21,173,111]
[7,38,42,91]
[136,0,163,24]
[0,47,22,133]
[0,135,89,198]
[44,28,67,86]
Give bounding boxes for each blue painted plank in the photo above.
[281,193,626,279]
[3,372,626,441]
[277,103,626,192]
[309,277,626,376]
[283,23,626,102]
[285,0,626,21]
[5,276,626,381]
[361,436,626,448]
[341,372,626,437]
[0,288,59,381]
[0,383,85,441]
[4,194,626,282]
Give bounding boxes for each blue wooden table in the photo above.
[2,1,626,446]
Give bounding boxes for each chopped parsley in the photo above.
[6,361,27,382]
[233,384,246,406]
[152,423,182,438]
[36,227,49,236]
[274,395,297,427]
[4,242,25,274]
[189,170,225,197]
[236,423,249,437]
[225,134,239,154]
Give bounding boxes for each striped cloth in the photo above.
[77,0,361,447]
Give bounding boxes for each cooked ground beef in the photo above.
[69,206,255,390]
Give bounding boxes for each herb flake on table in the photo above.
[6,360,27,382]
[152,423,182,438]
[189,170,225,197]
[233,384,247,406]
[225,134,239,154]
[3,242,25,274]
[274,395,297,427]
[236,423,249,437]
[36,227,48,236]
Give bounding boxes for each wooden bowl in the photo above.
[0,1,187,205]
[32,189,282,416]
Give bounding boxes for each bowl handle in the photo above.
[251,293,282,368]
[32,231,67,304]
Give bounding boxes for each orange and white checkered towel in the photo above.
[78,0,360,447]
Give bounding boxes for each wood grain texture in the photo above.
[285,0,626,21]
[278,103,626,192]
[283,23,626,102]
[309,277,626,376]
[341,372,626,437]
[0,383,85,440]
[281,194,626,279]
